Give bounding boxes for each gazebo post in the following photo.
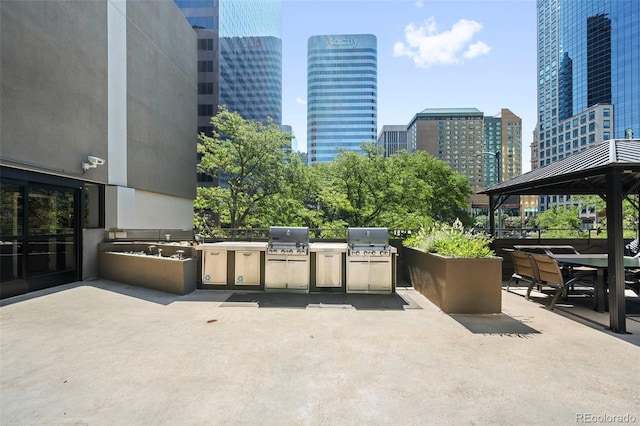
[489,195,496,237]
[606,170,626,333]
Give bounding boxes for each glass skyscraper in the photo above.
[175,0,282,129]
[307,34,377,164]
[219,0,282,125]
[174,0,219,137]
[536,0,639,209]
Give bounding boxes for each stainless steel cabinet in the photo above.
[265,258,287,288]
[347,257,392,293]
[316,252,342,287]
[264,255,309,291]
[287,259,309,289]
[202,250,227,285]
[346,259,371,292]
[235,251,260,285]
[369,260,392,291]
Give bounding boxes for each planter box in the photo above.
[404,246,502,314]
[98,243,196,295]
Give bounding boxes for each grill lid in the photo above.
[268,226,309,247]
[347,227,389,248]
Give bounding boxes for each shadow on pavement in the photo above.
[506,285,640,347]
[450,313,540,336]
[221,291,422,310]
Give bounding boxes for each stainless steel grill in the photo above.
[347,227,390,257]
[346,227,395,294]
[267,226,309,256]
[265,226,310,291]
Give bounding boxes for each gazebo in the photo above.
[479,139,640,333]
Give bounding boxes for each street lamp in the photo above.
[476,151,502,236]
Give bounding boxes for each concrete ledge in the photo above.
[98,243,196,295]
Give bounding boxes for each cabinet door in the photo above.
[347,259,370,292]
[316,253,342,287]
[286,259,309,289]
[235,251,260,285]
[369,260,391,291]
[203,250,227,284]
[265,258,287,288]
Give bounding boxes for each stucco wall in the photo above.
[126,1,198,200]
[0,1,109,179]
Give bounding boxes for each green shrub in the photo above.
[404,219,495,258]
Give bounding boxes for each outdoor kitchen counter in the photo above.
[308,242,348,251]
[197,242,267,288]
[196,242,268,250]
[309,242,348,290]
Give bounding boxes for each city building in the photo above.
[307,34,377,164]
[174,0,220,137]
[0,0,197,298]
[175,0,283,185]
[535,0,639,211]
[407,107,522,215]
[218,0,282,125]
[377,125,408,157]
[176,0,282,130]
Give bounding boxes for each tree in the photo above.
[532,204,582,237]
[388,150,471,225]
[195,107,291,230]
[316,144,472,229]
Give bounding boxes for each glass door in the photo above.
[26,185,79,291]
[0,182,26,298]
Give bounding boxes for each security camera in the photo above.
[82,155,106,172]
[88,156,105,166]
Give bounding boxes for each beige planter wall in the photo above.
[404,247,502,314]
[98,242,196,295]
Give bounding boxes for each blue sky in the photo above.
[281,0,537,171]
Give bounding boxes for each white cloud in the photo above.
[463,41,492,59]
[296,97,307,105]
[415,0,424,8]
[393,17,491,67]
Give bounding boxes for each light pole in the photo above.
[477,150,502,236]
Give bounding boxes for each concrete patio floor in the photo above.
[1,280,638,425]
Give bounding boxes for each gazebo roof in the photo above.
[478,139,640,334]
[480,139,640,197]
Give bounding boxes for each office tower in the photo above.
[377,125,408,157]
[174,0,220,137]
[1,0,197,298]
[535,0,639,210]
[307,34,377,164]
[219,0,282,125]
[484,109,522,184]
[176,0,281,130]
[408,108,522,215]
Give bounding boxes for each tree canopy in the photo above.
[194,109,473,235]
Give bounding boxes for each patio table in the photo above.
[550,254,640,312]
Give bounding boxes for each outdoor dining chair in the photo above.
[624,250,640,296]
[507,251,536,292]
[526,254,596,310]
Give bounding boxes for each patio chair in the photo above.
[526,254,596,310]
[507,251,536,292]
[624,250,640,296]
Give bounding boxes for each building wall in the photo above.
[307,34,377,164]
[127,0,198,200]
[409,109,485,198]
[1,1,109,179]
[377,125,408,157]
[1,0,197,229]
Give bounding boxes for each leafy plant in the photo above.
[404,219,495,258]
